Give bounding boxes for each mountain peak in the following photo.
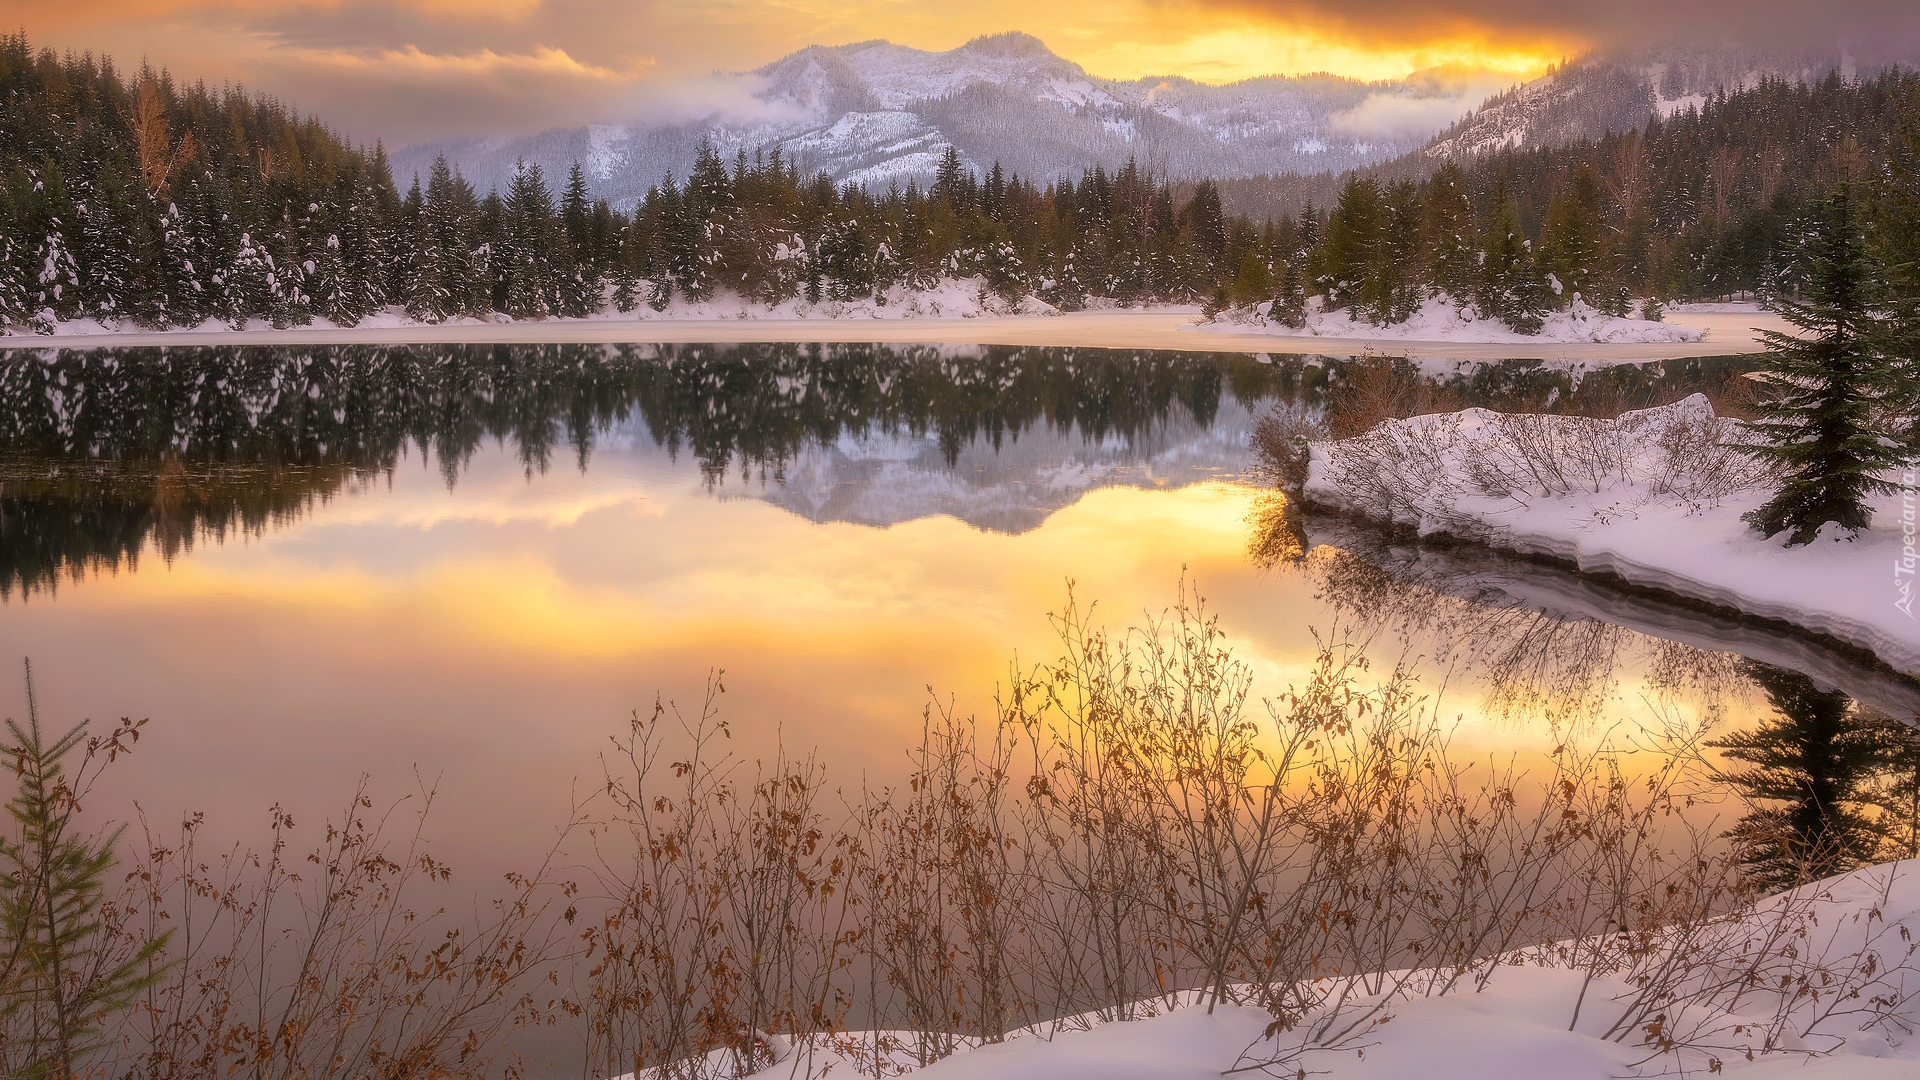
[955,32,1058,61]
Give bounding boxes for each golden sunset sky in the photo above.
[12,0,1915,144]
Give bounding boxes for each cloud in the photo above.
[1327,71,1518,141]
[289,44,652,82]
[1193,0,1920,53]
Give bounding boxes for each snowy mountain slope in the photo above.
[392,33,1477,206]
[1424,41,1894,160]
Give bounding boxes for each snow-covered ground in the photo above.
[1194,295,1704,345]
[627,861,1920,1080]
[1302,395,1919,676]
[0,296,1787,362]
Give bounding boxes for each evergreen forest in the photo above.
[4,33,1920,335]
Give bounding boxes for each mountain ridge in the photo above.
[392,31,1494,207]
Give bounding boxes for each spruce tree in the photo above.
[1270,258,1307,329]
[1476,190,1547,334]
[0,187,26,330]
[1,662,170,1075]
[222,230,270,329]
[503,160,556,319]
[1867,117,1920,434]
[1319,176,1383,314]
[1540,165,1611,311]
[1363,179,1423,325]
[1742,183,1914,545]
[557,162,600,317]
[1422,159,1478,302]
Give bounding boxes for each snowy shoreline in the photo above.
[639,862,1920,1080]
[0,292,1787,361]
[1300,396,1920,678]
[1193,294,1706,346]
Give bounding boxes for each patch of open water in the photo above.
[0,341,1909,915]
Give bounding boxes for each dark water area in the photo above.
[6,341,1919,1072]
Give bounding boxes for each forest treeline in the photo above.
[3,33,1920,335]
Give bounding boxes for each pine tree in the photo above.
[502,160,556,319]
[1270,258,1307,329]
[1422,159,1478,302]
[264,210,311,328]
[1363,179,1423,325]
[1540,165,1611,310]
[1319,176,1383,313]
[1868,118,1920,434]
[68,165,135,324]
[933,146,969,211]
[557,162,600,317]
[1476,190,1547,334]
[0,187,27,330]
[27,165,82,333]
[1,662,170,1076]
[1742,183,1915,545]
[1228,247,1272,308]
[223,230,270,329]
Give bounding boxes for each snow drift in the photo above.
[1302,395,1919,675]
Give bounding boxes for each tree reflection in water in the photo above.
[1,343,1750,600]
[1712,663,1920,891]
[1253,504,1920,895]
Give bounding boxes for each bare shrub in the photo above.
[11,582,1914,1080]
[1325,355,1460,439]
[1245,402,1324,490]
[1309,394,1771,536]
[99,777,574,1080]
[578,674,858,1080]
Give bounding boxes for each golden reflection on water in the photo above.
[0,452,1310,872]
[0,443,1782,881]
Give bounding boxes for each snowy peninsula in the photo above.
[1300,395,1920,676]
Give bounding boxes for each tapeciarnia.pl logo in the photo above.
[1898,471,1917,619]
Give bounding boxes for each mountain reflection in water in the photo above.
[2,342,1749,596]
[6,340,1911,898]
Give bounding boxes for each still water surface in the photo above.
[0,343,1910,885]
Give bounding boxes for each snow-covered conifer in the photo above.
[1742,184,1916,545]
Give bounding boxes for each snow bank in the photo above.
[1302,395,1919,676]
[679,862,1920,1080]
[1193,295,1703,345]
[8,278,1062,340]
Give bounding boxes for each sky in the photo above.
[14,0,1920,147]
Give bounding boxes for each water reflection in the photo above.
[2,343,1751,597]
[1258,451,1920,894]
[1714,663,1920,891]
[1,339,1853,909]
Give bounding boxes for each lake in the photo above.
[1,341,1914,978]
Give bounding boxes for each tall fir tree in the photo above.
[1422,159,1478,302]
[557,161,600,317]
[1476,189,1547,334]
[1363,179,1424,325]
[502,160,556,319]
[1539,165,1613,311]
[1867,113,1920,435]
[1742,183,1915,545]
[1318,176,1384,313]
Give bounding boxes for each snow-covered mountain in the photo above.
[392,33,1492,206]
[1424,41,1893,160]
